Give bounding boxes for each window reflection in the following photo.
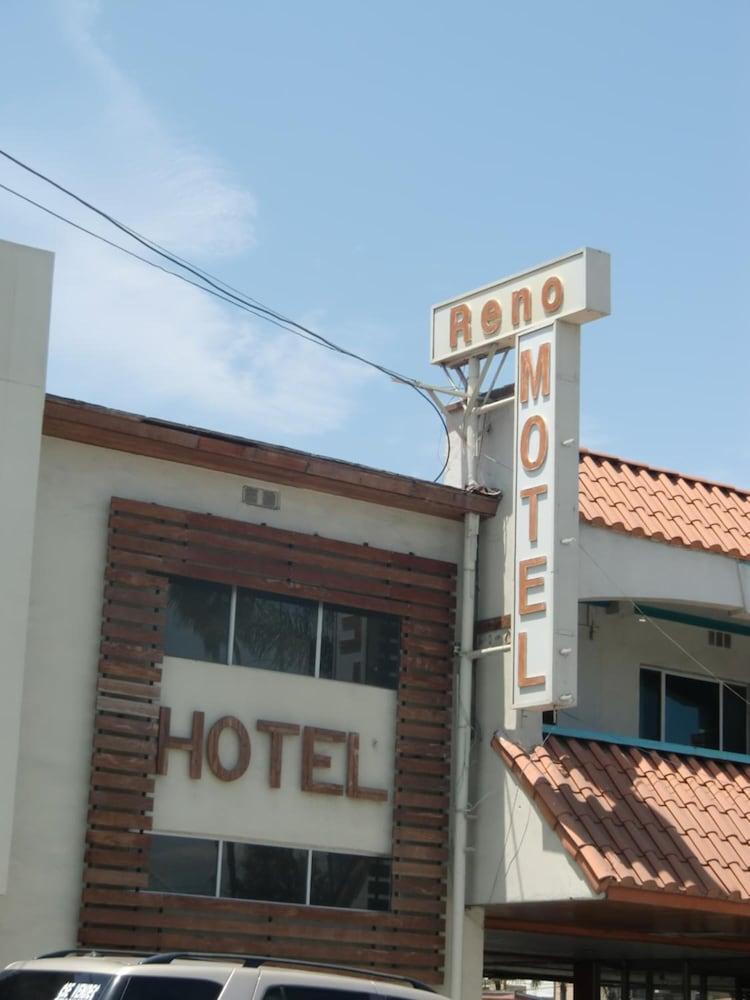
[164,577,402,692]
[639,668,748,753]
[148,834,218,896]
[220,842,307,904]
[147,834,391,911]
[233,589,317,675]
[320,607,400,690]
[310,850,391,910]
[165,577,230,664]
[665,674,719,749]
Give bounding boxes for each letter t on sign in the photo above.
[257,719,301,789]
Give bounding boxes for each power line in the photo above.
[0,148,451,481]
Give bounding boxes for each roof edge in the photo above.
[42,394,499,522]
[580,447,749,497]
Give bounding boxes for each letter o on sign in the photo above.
[520,415,548,472]
[481,299,502,336]
[541,276,564,315]
[207,716,251,781]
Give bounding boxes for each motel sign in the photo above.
[432,248,610,710]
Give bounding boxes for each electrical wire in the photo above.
[0,148,451,481]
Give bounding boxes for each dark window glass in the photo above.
[119,980,222,1000]
[639,669,662,741]
[165,577,230,664]
[262,988,373,1000]
[148,834,218,896]
[0,973,113,1000]
[723,684,748,754]
[233,589,317,675]
[310,851,391,911]
[665,673,719,749]
[220,842,307,903]
[320,607,400,690]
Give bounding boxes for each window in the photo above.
[220,842,307,904]
[310,850,390,911]
[119,981,222,1000]
[166,577,231,665]
[262,989,374,1000]
[0,973,113,1000]
[320,607,400,689]
[165,577,400,690]
[639,668,748,753]
[147,833,218,896]
[233,590,317,676]
[148,834,391,911]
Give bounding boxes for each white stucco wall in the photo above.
[0,240,54,897]
[0,434,462,966]
[467,650,593,909]
[580,522,750,612]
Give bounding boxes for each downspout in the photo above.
[449,510,479,999]
[450,356,481,999]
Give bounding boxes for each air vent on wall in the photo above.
[708,629,732,649]
[242,485,280,510]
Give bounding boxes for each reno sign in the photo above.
[431,248,609,367]
[433,249,610,711]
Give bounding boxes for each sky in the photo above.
[1,0,748,486]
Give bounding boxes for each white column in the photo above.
[0,239,54,893]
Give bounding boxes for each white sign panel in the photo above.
[154,657,396,855]
[431,247,609,366]
[512,321,580,710]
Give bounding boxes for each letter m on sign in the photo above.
[518,342,551,404]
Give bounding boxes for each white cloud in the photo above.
[0,0,371,439]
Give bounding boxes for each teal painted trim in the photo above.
[541,724,750,767]
[582,600,750,637]
[632,603,750,638]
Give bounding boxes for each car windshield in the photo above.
[0,972,114,1000]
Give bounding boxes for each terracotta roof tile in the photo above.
[492,733,750,905]
[578,450,750,560]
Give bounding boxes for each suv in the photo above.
[0,952,447,1000]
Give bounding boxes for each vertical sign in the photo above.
[512,321,581,710]
[430,248,610,712]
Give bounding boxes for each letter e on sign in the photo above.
[481,299,502,336]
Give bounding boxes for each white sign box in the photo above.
[512,322,581,710]
[431,247,609,366]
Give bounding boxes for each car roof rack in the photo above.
[140,953,436,991]
[38,951,150,960]
[35,950,436,993]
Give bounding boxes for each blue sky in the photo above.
[2,0,748,485]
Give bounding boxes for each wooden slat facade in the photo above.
[79,497,456,983]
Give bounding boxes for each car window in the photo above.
[0,972,113,1000]
[119,979,223,1000]
[262,987,376,1000]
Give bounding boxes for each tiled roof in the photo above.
[578,450,750,560]
[493,733,750,904]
